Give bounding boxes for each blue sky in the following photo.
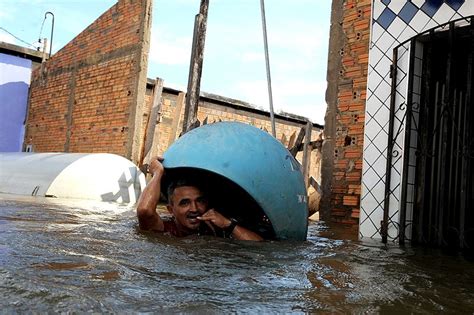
[0,0,331,124]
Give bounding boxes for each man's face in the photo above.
[167,186,209,232]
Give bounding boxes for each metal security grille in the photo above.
[384,17,474,252]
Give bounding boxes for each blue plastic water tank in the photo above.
[163,122,308,241]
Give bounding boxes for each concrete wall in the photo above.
[25,0,152,164]
[321,0,371,225]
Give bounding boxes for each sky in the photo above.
[0,0,331,125]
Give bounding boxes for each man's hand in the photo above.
[147,157,165,178]
[197,209,263,241]
[197,209,231,229]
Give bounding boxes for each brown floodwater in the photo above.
[0,194,473,313]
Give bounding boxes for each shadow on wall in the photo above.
[0,82,29,152]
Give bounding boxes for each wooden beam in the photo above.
[309,176,322,195]
[280,133,287,146]
[302,121,312,187]
[142,78,164,166]
[167,92,185,147]
[182,0,209,134]
[287,130,296,149]
[309,139,323,149]
[294,139,323,152]
[289,126,305,157]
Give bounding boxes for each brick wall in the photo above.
[25,0,152,163]
[140,83,323,210]
[321,0,371,225]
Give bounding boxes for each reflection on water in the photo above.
[0,195,473,313]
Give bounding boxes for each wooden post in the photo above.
[182,0,209,134]
[280,133,287,147]
[141,78,164,166]
[167,92,186,147]
[309,176,322,195]
[287,130,297,149]
[289,126,305,157]
[302,121,312,187]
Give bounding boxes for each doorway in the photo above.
[410,21,474,251]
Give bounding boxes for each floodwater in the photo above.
[1,195,473,313]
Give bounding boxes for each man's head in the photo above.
[166,179,209,232]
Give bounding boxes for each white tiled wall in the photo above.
[360,0,474,241]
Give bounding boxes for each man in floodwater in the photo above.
[136,157,263,241]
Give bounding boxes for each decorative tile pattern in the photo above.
[432,3,457,24]
[410,10,431,30]
[377,7,397,29]
[399,2,419,24]
[446,0,465,10]
[421,0,445,17]
[374,0,466,30]
[360,0,474,240]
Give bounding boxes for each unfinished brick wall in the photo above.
[321,0,371,225]
[140,84,323,202]
[25,0,152,163]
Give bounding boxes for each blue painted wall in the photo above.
[0,53,32,152]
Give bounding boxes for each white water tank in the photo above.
[0,153,145,203]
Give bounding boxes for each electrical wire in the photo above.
[37,14,47,42]
[0,26,37,48]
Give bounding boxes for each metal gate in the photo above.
[384,17,474,251]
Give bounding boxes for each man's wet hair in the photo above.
[166,178,207,205]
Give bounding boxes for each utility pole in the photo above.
[260,0,276,137]
[182,0,209,134]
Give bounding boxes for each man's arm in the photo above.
[229,224,264,241]
[136,158,165,232]
[197,209,263,241]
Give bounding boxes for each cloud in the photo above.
[224,19,328,75]
[268,24,326,57]
[279,101,327,124]
[241,52,264,63]
[229,78,327,124]
[231,79,268,106]
[149,29,192,66]
[146,0,330,124]
[275,79,327,97]
[273,79,327,123]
